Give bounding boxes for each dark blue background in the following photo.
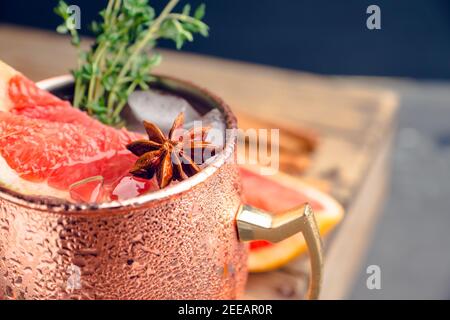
[1,0,450,79]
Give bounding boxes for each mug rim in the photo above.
[0,74,238,214]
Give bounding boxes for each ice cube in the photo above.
[202,108,226,149]
[184,108,227,168]
[127,90,201,134]
[110,175,159,201]
[185,108,226,148]
[69,176,105,203]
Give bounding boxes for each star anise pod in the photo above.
[126,113,216,188]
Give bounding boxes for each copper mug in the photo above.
[0,75,323,300]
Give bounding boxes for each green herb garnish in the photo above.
[55,0,208,126]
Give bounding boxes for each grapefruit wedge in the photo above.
[240,167,344,273]
[0,60,142,202]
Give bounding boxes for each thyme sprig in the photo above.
[55,0,208,126]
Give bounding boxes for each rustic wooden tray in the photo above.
[0,25,399,299]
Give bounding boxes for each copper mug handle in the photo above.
[236,203,324,300]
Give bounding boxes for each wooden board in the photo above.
[0,25,399,299]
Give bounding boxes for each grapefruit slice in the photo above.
[240,167,344,273]
[0,60,141,202]
[0,60,19,112]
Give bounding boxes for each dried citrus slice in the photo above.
[240,167,344,273]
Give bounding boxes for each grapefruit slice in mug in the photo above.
[240,167,344,273]
[0,60,146,202]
